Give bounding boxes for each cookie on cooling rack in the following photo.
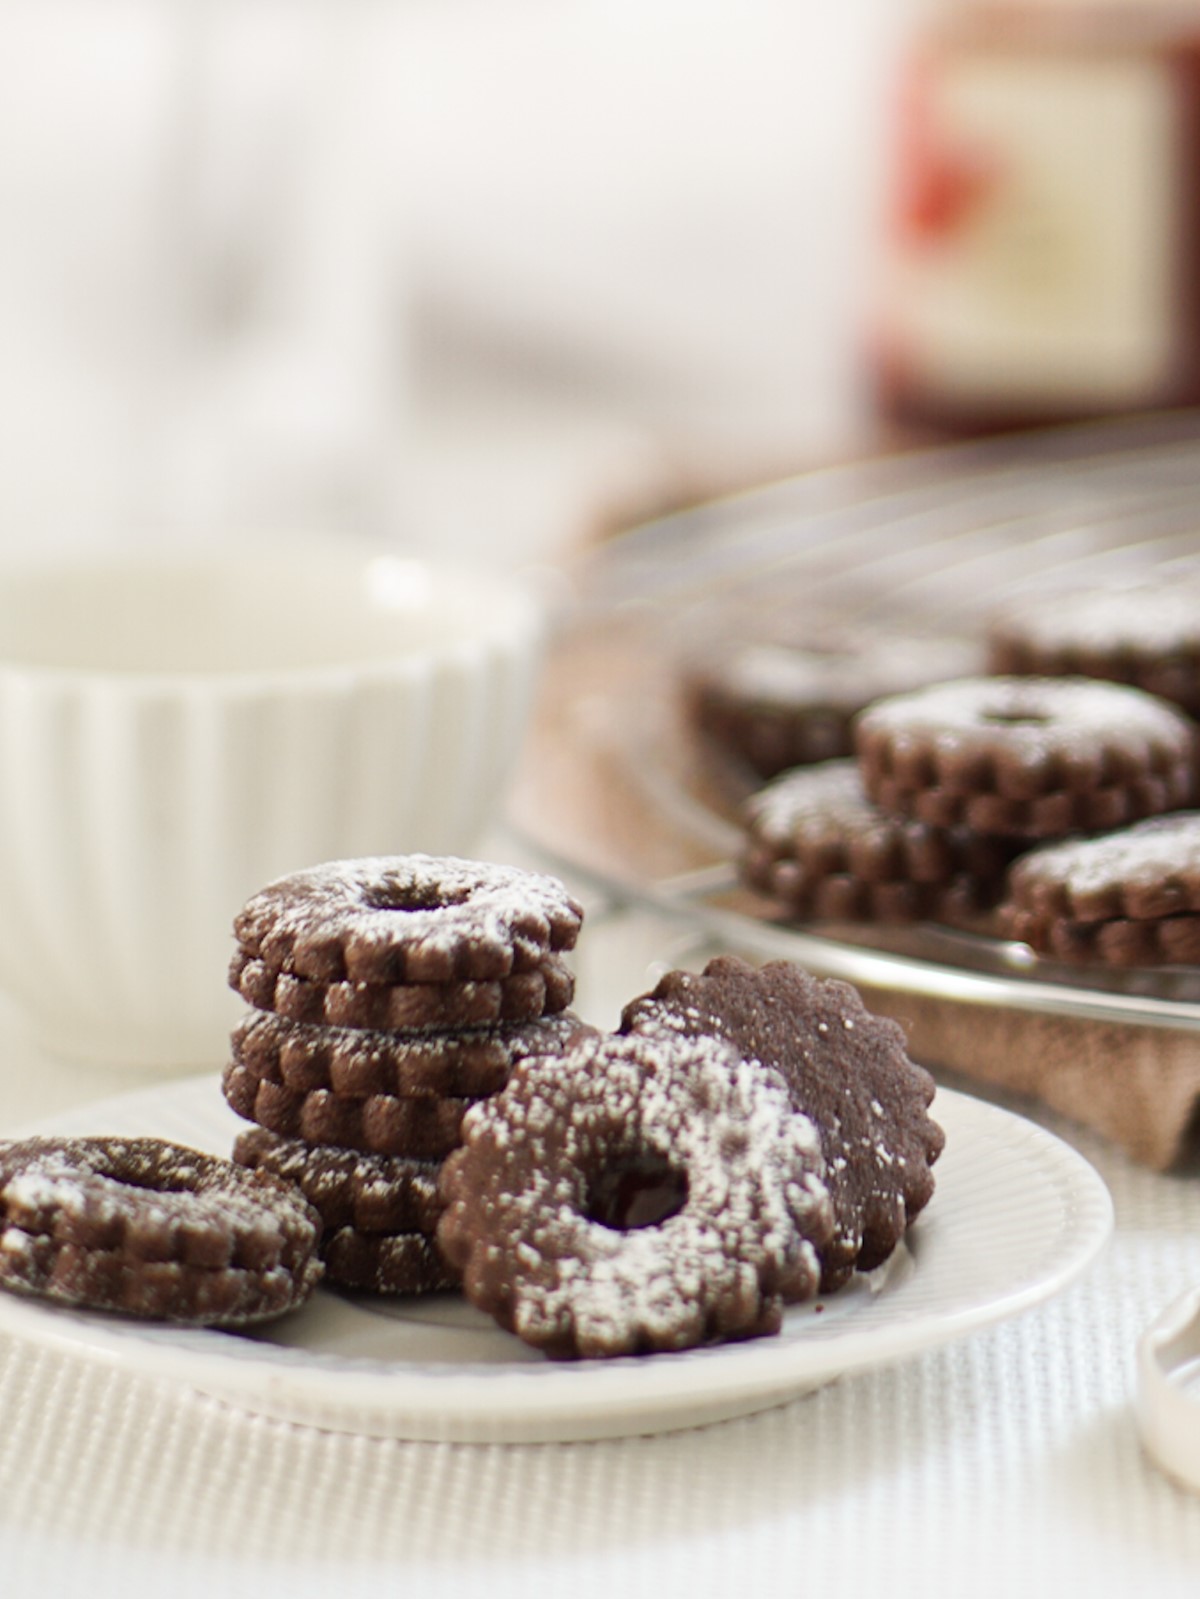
[987,578,1200,719]
[1000,812,1200,966]
[855,676,1197,839]
[739,758,1017,925]
[686,629,981,780]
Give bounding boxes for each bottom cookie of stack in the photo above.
[231,1126,457,1294]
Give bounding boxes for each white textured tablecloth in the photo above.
[2,893,1200,1599]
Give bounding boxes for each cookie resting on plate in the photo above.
[620,956,944,1292]
[230,1008,585,1101]
[233,854,584,985]
[437,1028,834,1358]
[0,1136,323,1326]
[232,1127,460,1294]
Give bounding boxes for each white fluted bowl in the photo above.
[0,552,543,1068]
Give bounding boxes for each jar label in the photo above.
[884,49,1179,410]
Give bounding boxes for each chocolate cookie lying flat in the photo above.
[0,1136,322,1325]
[739,759,1016,924]
[855,676,1196,839]
[233,1125,446,1235]
[233,1128,459,1295]
[222,1062,476,1159]
[234,855,584,984]
[229,948,576,1032]
[687,629,980,780]
[231,1008,585,1101]
[988,579,1200,719]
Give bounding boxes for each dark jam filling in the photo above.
[586,1157,689,1231]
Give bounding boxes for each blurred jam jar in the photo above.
[874,0,1200,436]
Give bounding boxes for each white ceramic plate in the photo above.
[1137,1285,1200,1495]
[0,1075,1112,1443]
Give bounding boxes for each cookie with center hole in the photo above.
[437,1029,833,1358]
[234,855,584,985]
[855,675,1196,838]
[229,947,576,1032]
[987,578,1200,718]
[222,1062,477,1159]
[232,1128,459,1294]
[0,1136,322,1325]
[686,629,981,780]
[739,758,1018,925]
[233,1125,447,1235]
[230,1008,586,1100]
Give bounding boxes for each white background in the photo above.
[0,0,904,566]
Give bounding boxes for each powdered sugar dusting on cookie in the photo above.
[232,1126,447,1236]
[234,855,585,985]
[0,1136,323,1324]
[861,675,1193,755]
[1,1139,314,1256]
[702,633,979,711]
[1013,813,1200,899]
[438,1029,832,1358]
[857,675,1197,838]
[232,1007,585,1101]
[992,582,1200,655]
[744,760,873,844]
[322,1228,457,1295]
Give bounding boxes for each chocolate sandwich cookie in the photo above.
[231,1009,586,1101]
[234,855,584,985]
[233,1126,447,1235]
[437,1028,833,1358]
[1000,811,1200,966]
[232,1128,458,1294]
[222,1063,475,1159]
[687,629,981,780]
[739,759,1017,924]
[0,1136,322,1325]
[620,956,944,1292]
[855,676,1196,839]
[987,579,1200,718]
[229,948,576,1032]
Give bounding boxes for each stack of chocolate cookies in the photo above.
[222,855,584,1295]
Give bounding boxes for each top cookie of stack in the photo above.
[230,855,582,1028]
